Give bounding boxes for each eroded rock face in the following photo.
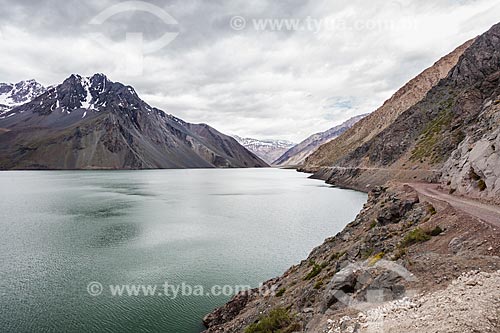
[442,98,500,202]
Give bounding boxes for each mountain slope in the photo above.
[0,74,268,170]
[233,136,295,164]
[274,114,367,166]
[304,23,500,200]
[302,38,475,172]
[0,79,46,114]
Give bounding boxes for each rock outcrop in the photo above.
[441,98,500,203]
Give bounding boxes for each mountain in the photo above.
[303,23,500,202]
[0,79,46,114]
[274,114,367,166]
[302,38,475,173]
[233,136,295,164]
[0,74,268,170]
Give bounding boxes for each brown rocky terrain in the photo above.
[326,270,500,333]
[203,184,500,332]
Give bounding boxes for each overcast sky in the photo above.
[0,0,499,142]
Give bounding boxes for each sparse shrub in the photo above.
[304,263,322,280]
[392,247,407,261]
[428,204,437,215]
[361,248,374,259]
[401,228,431,247]
[275,288,286,297]
[245,308,296,333]
[478,179,487,191]
[330,251,345,261]
[429,226,443,236]
[369,220,377,229]
[449,188,456,194]
[369,252,385,266]
[313,280,323,290]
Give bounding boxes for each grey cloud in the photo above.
[0,0,499,141]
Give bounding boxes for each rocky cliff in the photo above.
[0,74,268,169]
[441,97,500,204]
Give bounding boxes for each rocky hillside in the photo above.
[233,136,295,164]
[302,23,500,203]
[0,79,46,114]
[326,270,500,333]
[302,38,474,172]
[0,74,268,169]
[203,184,500,332]
[274,114,367,166]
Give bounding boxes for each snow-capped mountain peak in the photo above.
[0,79,46,113]
[233,135,296,164]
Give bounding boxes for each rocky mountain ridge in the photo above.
[0,79,46,114]
[202,22,500,333]
[233,136,295,164]
[274,114,367,166]
[0,74,268,169]
[302,38,475,173]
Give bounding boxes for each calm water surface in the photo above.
[0,169,367,333]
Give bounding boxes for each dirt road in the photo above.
[409,183,500,227]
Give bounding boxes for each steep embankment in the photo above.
[203,184,500,332]
[274,114,366,166]
[301,38,474,173]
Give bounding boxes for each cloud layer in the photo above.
[0,0,499,141]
